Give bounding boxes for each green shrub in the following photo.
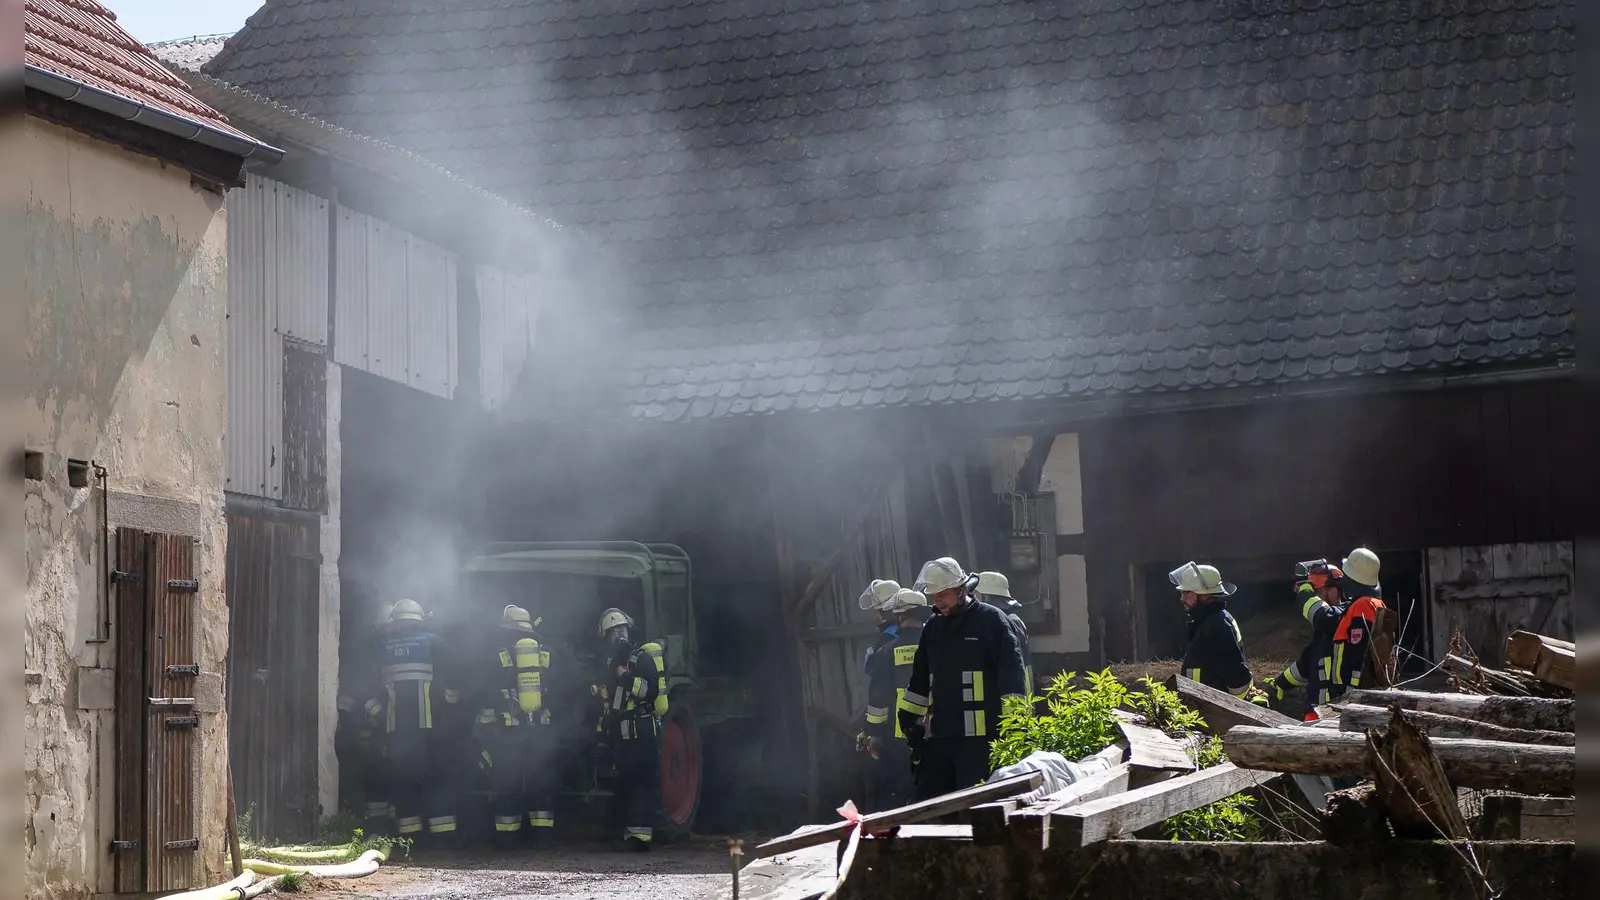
[1162,794,1264,842]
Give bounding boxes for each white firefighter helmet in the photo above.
[374,601,396,629]
[502,605,534,633]
[857,579,903,611]
[1342,548,1381,587]
[389,598,425,622]
[913,557,976,596]
[976,571,1013,600]
[1168,562,1235,597]
[597,607,635,637]
[884,588,930,614]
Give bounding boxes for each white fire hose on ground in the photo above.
[159,846,390,900]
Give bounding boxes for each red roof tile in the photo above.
[25,0,255,143]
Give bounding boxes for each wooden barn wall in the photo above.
[1079,379,1579,662]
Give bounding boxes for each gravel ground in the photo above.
[295,842,752,900]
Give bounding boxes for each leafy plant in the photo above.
[1162,794,1264,842]
[277,872,306,893]
[1126,677,1207,735]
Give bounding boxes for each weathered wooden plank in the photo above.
[1118,721,1197,775]
[1007,762,1133,850]
[1435,575,1569,603]
[1046,763,1277,848]
[967,799,1019,846]
[1533,643,1575,691]
[751,771,1042,859]
[1338,689,1573,732]
[1440,653,1533,696]
[1221,726,1574,795]
[1336,704,1574,747]
[1366,709,1469,840]
[1474,794,1575,841]
[1163,674,1297,734]
[1505,631,1575,668]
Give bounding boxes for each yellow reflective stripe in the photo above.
[494,816,522,832]
[385,684,396,733]
[397,817,424,834]
[477,709,497,724]
[963,709,987,737]
[1301,594,1324,622]
[422,682,433,728]
[1229,618,1243,646]
[1333,644,1347,685]
[443,688,460,704]
[427,816,456,833]
[961,670,986,703]
[897,691,929,716]
[631,676,648,697]
[1185,668,1202,683]
[1282,663,1307,686]
[864,706,888,724]
[529,810,555,827]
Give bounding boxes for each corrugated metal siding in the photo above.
[332,206,459,398]
[271,179,330,345]
[475,266,540,412]
[333,207,370,370]
[225,175,280,499]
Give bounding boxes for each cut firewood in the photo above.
[1336,703,1573,746]
[1531,643,1575,692]
[1320,783,1390,846]
[1046,762,1277,848]
[1506,631,1575,668]
[1005,762,1133,849]
[1366,707,1469,840]
[1220,726,1574,795]
[1338,689,1573,733]
[749,770,1042,859]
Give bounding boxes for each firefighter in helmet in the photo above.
[861,588,933,811]
[592,608,669,851]
[976,571,1034,696]
[480,605,554,846]
[372,598,460,844]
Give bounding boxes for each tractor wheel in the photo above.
[657,699,702,840]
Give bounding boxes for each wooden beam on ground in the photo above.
[1366,708,1469,840]
[750,771,1042,859]
[1532,643,1575,692]
[1005,763,1133,850]
[1221,726,1574,795]
[1163,673,1298,734]
[1474,794,1575,841]
[1046,763,1277,848]
[1336,703,1574,746]
[1338,689,1573,733]
[1118,721,1197,775]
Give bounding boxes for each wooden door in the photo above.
[1427,542,1574,667]
[112,529,200,893]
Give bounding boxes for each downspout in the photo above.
[86,461,111,644]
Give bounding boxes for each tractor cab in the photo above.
[459,541,703,836]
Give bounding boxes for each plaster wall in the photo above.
[23,116,232,899]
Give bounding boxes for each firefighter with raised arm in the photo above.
[977,571,1033,696]
[861,588,933,811]
[480,605,554,846]
[1301,548,1388,703]
[897,557,1026,803]
[1267,559,1344,720]
[372,598,461,844]
[593,608,669,851]
[1171,563,1267,705]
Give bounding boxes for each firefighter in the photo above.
[1268,560,1344,721]
[858,579,903,676]
[480,605,554,847]
[1171,563,1266,705]
[860,588,932,811]
[337,691,393,836]
[1302,548,1387,701]
[976,571,1033,696]
[374,598,460,844]
[593,608,669,851]
[896,557,1026,804]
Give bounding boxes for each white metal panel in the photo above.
[404,235,457,398]
[475,266,541,412]
[364,217,410,383]
[333,207,369,369]
[476,266,506,409]
[225,175,273,498]
[272,179,330,344]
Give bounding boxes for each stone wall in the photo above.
[23,116,232,900]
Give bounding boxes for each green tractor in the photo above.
[459,541,748,839]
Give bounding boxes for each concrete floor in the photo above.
[295,843,747,900]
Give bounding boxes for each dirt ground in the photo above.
[294,841,753,900]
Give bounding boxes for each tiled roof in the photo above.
[207,0,1576,422]
[25,1,255,144]
[148,34,230,73]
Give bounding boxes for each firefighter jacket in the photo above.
[1302,584,1386,691]
[897,600,1026,741]
[487,630,550,728]
[862,625,898,676]
[1179,599,1253,697]
[1003,604,1034,695]
[599,640,669,741]
[864,624,923,741]
[376,621,456,734]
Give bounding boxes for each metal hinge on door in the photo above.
[165,715,200,728]
[167,579,199,593]
[164,839,200,851]
[109,839,139,852]
[166,665,200,677]
[110,570,141,584]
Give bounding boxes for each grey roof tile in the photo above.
[209,0,1575,419]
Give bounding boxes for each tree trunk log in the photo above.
[1338,689,1573,732]
[1366,709,1469,840]
[1337,703,1573,746]
[1221,725,1573,795]
[1321,783,1390,846]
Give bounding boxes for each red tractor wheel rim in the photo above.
[660,714,701,825]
